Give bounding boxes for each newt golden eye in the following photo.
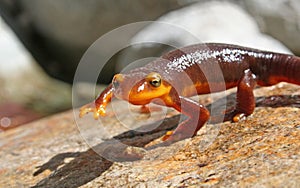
[147,72,162,87]
[150,78,161,87]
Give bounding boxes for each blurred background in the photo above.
[0,0,299,130]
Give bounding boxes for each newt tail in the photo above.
[80,43,300,143]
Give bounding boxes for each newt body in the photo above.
[80,43,300,142]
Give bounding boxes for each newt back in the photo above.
[145,43,300,97]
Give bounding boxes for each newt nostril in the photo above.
[112,79,120,89]
[112,74,123,89]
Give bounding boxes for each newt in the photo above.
[79,43,300,142]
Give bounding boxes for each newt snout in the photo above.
[112,74,123,90]
[112,73,130,100]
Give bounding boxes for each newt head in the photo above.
[112,72,172,105]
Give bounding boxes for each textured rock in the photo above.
[0,83,299,187]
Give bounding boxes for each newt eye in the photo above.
[150,78,161,87]
[147,72,161,87]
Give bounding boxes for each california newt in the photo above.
[79,43,300,142]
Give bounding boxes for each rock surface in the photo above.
[0,83,299,187]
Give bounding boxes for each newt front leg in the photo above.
[161,91,210,142]
[79,84,114,119]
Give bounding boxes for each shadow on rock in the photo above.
[32,115,180,188]
[207,94,300,123]
[256,95,300,108]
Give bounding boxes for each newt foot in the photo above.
[162,131,174,141]
[139,105,163,113]
[232,113,247,122]
[79,102,106,119]
[224,110,248,123]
